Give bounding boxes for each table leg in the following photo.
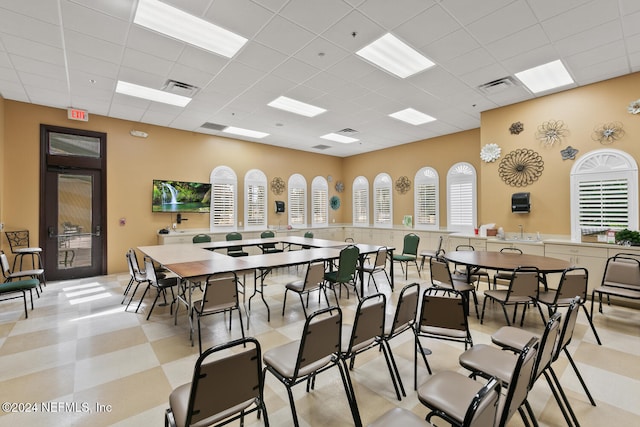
[248,268,270,327]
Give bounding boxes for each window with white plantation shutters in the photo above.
[288,174,307,228]
[570,149,638,241]
[244,169,267,231]
[353,176,369,226]
[415,167,438,230]
[447,163,476,232]
[210,166,237,231]
[311,176,328,227]
[374,173,392,228]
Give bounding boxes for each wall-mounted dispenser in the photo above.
[275,201,285,213]
[512,192,530,213]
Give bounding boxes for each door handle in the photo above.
[95,225,101,237]
[48,226,55,238]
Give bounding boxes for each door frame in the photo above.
[39,124,107,280]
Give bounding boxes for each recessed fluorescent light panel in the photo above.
[515,60,574,93]
[357,33,435,78]
[268,96,326,117]
[116,81,191,107]
[321,133,359,144]
[389,108,436,125]
[223,126,269,139]
[134,0,247,58]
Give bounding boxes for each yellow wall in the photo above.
[480,72,640,235]
[342,129,482,227]
[1,71,639,274]
[1,101,344,273]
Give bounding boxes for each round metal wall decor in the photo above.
[395,176,411,194]
[498,148,544,187]
[535,120,567,146]
[335,181,344,193]
[592,122,625,144]
[270,177,285,195]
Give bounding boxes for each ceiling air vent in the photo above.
[312,144,331,150]
[163,79,200,97]
[337,128,359,135]
[477,76,518,94]
[201,122,227,131]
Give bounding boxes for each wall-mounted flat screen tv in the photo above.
[152,180,211,213]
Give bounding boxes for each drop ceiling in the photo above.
[0,0,638,157]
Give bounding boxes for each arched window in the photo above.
[288,174,307,228]
[353,176,369,227]
[570,148,638,241]
[311,176,328,227]
[210,166,237,231]
[415,167,439,230]
[373,173,393,228]
[447,162,476,232]
[244,169,267,231]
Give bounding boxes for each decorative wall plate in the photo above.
[395,176,411,194]
[628,98,640,115]
[498,148,544,187]
[480,143,501,162]
[270,177,285,195]
[335,181,344,193]
[330,195,341,210]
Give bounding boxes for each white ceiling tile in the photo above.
[293,37,349,71]
[235,41,288,73]
[321,10,384,52]
[500,44,561,74]
[204,0,274,39]
[394,4,461,46]
[565,40,628,70]
[64,29,124,64]
[67,51,120,79]
[570,55,631,84]
[205,62,265,96]
[553,20,623,57]
[359,0,435,30]
[424,29,480,63]
[271,58,321,84]
[442,48,496,76]
[1,34,65,66]
[61,0,130,45]
[485,25,550,61]
[622,10,640,36]
[527,0,594,21]
[439,0,516,25]
[69,0,135,21]
[125,26,184,62]
[121,48,175,76]
[466,0,539,45]
[176,46,228,75]
[0,9,62,47]
[541,0,620,41]
[280,0,352,34]
[254,16,316,55]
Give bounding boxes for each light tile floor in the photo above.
[0,266,639,426]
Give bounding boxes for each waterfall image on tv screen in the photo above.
[152,180,211,213]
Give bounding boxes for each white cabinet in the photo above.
[486,241,545,256]
[544,243,607,292]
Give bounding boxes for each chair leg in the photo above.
[383,340,406,398]
[564,348,596,406]
[480,296,489,324]
[379,340,403,401]
[581,304,602,345]
[544,369,580,427]
[337,360,363,427]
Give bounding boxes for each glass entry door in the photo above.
[41,125,106,280]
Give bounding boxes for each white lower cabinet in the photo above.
[543,244,607,292]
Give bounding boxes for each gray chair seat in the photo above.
[368,407,432,427]
[458,344,518,383]
[417,371,484,425]
[263,340,333,379]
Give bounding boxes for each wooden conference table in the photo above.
[139,236,394,339]
[443,250,572,286]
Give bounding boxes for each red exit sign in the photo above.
[67,108,88,121]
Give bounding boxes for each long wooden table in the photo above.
[139,237,395,341]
